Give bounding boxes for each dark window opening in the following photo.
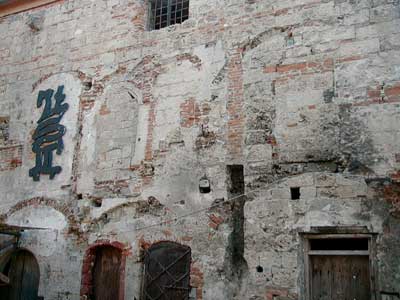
[227,165,244,196]
[290,187,300,200]
[149,0,190,30]
[310,238,369,251]
[143,241,191,300]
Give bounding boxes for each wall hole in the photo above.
[256,265,263,273]
[91,198,102,207]
[227,165,244,196]
[83,81,92,91]
[290,187,300,200]
[199,175,211,194]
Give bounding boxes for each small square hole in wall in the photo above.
[290,187,300,200]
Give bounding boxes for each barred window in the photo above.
[149,0,190,30]
[142,242,191,300]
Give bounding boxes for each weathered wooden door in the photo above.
[311,255,370,300]
[92,246,122,300]
[7,250,40,300]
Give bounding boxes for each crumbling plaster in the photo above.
[0,0,399,299]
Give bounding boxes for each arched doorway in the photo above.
[1,249,40,300]
[92,246,122,300]
[80,243,125,300]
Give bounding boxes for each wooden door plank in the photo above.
[7,251,40,300]
[8,252,24,300]
[93,247,121,300]
[311,255,371,300]
[20,251,40,300]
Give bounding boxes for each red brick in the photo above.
[277,62,307,73]
[0,145,22,171]
[266,287,289,300]
[386,84,400,98]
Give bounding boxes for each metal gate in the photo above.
[143,242,191,300]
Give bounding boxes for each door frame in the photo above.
[300,227,379,300]
[80,241,127,300]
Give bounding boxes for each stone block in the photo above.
[315,173,336,187]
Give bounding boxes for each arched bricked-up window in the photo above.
[143,242,191,300]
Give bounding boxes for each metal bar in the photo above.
[157,0,161,29]
[173,270,190,284]
[167,0,171,26]
[144,272,165,300]
[144,289,157,300]
[145,248,190,286]
[147,258,189,300]
[173,0,177,25]
[149,0,155,30]
[165,286,189,290]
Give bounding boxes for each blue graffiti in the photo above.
[29,85,69,181]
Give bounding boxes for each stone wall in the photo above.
[0,0,399,299]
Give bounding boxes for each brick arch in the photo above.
[0,197,74,226]
[80,240,129,300]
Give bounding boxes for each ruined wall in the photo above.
[0,0,400,299]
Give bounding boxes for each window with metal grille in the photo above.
[142,241,191,300]
[149,0,190,30]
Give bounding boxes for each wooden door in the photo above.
[92,246,122,300]
[7,250,40,300]
[310,255,370,300]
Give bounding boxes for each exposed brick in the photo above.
[227,49,245,159]
[0,144,22,171]
[180,98,202,128]
[266,287,289,300]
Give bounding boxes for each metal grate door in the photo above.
[143,242,191,300]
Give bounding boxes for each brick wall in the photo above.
[0,0,400,299]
